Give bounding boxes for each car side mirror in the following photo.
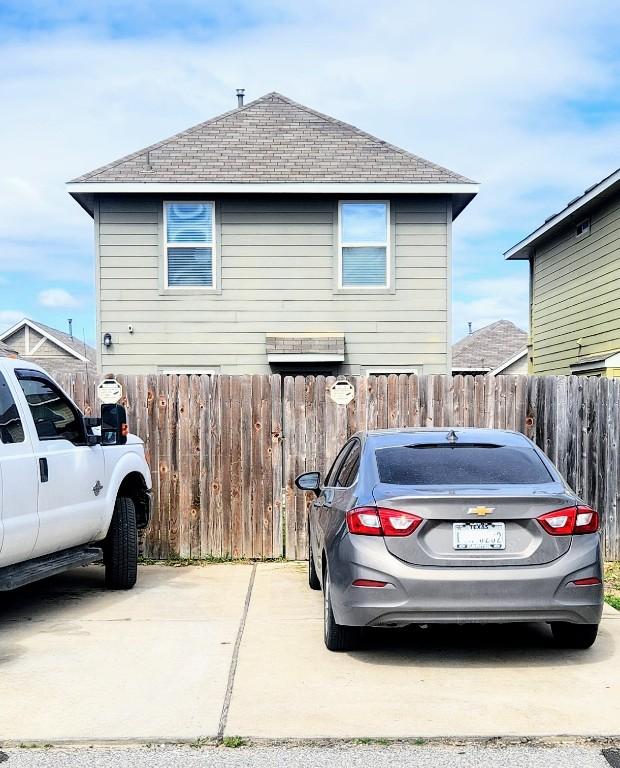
[101,403,128,446]
[295,471,322,496]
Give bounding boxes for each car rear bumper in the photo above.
[328,533,604,627]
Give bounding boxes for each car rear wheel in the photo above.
[308,538,321,590]
[104,496,138,590]
[323,567,358,652]
[551,621,599,649]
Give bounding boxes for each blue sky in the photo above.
[1,0,620,345]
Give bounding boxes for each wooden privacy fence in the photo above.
[56,372,620,561]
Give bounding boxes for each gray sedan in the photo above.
[296,428,603,652]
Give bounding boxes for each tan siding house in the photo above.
[506,168,620,376]
[68,92,479,375]
[0,318,97,376]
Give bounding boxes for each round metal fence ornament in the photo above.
[329,380,355,405]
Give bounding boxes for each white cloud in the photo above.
[0,1,619,325]
[453,276,530,342]
[0,310,26,332]
[38,288,82,308]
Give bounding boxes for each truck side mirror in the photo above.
[101,403,128,446]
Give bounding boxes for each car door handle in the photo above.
[39,458,48,483]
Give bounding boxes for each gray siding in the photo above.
[531,190,620,374]
[96,195,450,374]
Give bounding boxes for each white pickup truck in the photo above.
[0,357,151,591]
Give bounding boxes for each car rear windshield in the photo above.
[375,443,554,485]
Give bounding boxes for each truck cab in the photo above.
[0,358,151,591]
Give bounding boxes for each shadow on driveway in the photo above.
[348,620,615,667]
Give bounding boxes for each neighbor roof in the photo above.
[0,318,96,365]
[71,92,474,186]
[452,320,528,372]
[505,167,620,260]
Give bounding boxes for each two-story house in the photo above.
[67,92,478,375]
[506,167,620,376]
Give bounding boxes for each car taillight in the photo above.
[346,507,423,537]
[346,508,382,536]
[537,505,599,536]
[575,507,599,533]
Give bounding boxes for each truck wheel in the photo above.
[104,496,138,590]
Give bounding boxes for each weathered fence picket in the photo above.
[54,372,620,561]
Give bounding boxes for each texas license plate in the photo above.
[453,522,506,550]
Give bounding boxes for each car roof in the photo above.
[361,427,531,448]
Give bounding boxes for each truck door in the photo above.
[14,369,106,557]
[0,370,39,567]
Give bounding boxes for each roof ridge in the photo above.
[453,319,526,354]
[69,92,278,182]
[70,91,475,184]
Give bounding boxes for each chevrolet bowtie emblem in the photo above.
[467,505,495,517]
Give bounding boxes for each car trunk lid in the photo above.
[372,483,576,567]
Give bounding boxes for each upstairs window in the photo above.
[164,202,215,288]
[339,201,389,288]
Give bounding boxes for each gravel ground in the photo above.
[0,744,615,768]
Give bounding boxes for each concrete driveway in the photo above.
[0,562,618,743]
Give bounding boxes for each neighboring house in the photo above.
[67,91,478,375]
[0,318,96,376]
[452,320,528,376]
[506,167,620,376]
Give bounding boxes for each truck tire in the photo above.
[104,496,138,590]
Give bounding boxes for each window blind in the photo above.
[165,202,214,288]
[167,247,213,286]
[341,246,387,286]
[339,201,389,287]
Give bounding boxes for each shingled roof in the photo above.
[71,92,474,185]
[452,320,528,372]
[26,319,96,366]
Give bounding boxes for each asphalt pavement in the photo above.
[0,744,617,768]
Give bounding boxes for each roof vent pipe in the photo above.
[468,321,472,335]
[236,88,245,107]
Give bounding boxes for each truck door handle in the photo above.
[39,458,48,483]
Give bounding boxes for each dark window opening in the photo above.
[376,443,553,485]
[335,441,361,487]
[0,372,24,444]
[16,371,85,445]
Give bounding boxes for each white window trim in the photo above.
[337,200,391,290]
[163,200,217,291]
